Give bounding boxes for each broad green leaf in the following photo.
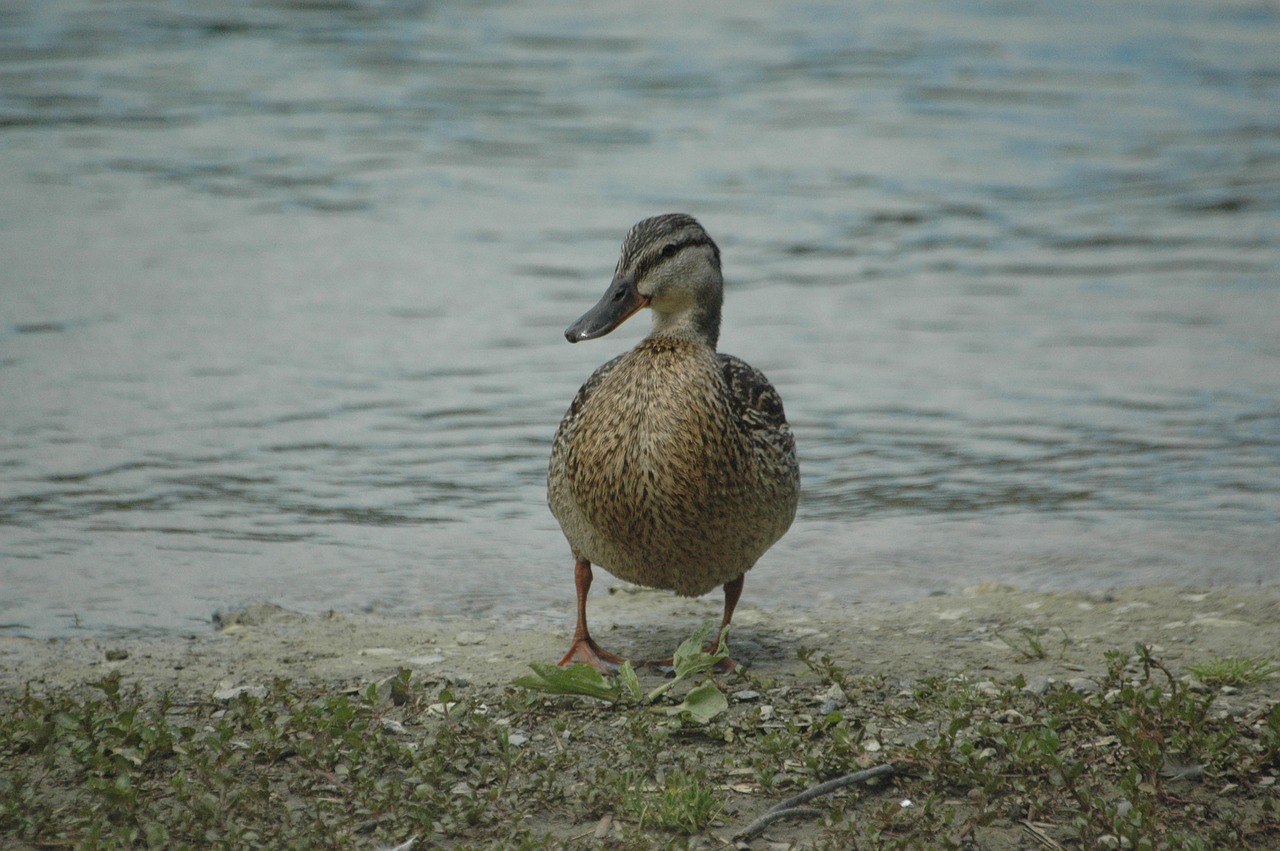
[668,683,729,724]
[618,662,642,704]
[511,662,620,701]
[671,620,729,679]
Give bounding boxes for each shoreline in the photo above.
[4,583,1277,698]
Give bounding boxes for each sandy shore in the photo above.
[3,583,1277,700]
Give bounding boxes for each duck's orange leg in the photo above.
[710,573,744,673]
[558,559,628,673]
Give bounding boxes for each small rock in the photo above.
[454,631,486,646]
[105,648,129,662]
[1180,675,1209,693]
[1067,677,1100,695]
[213,603,290,630]
[407,654,446,666]
[819,683,847,707]
[731,689,762,702]
[973,680,1001,698]
[213,683,268,701]
[1022,676,1051,695]
[506,732,529,747]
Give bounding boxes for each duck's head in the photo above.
[565,213,724,348]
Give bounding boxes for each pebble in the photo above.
[1022,676,1051,695]
[212,683,268,701]
[407,654,446,666]
[1067,677,1100,695]
[820,683,847,706]
[973,680,1001,698]
[731,689,762,702]
[454,631,487,646]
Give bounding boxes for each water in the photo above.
[2,0,1277,638]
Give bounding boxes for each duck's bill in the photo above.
[564,273,650,343]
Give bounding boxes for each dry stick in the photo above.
[734,763,896,842]
[732,807,825,840]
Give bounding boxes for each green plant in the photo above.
[512,621,730,724]
[615,767,724,834]
[1187,656,1279,687]
[995,625,1070,661]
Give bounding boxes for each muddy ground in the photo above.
[3,583,1277,702]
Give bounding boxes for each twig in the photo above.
[734,763,895,841]
[1020,820,1066,850]
[733,807,825,840]
[766,763,895,814]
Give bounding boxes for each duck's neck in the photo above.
[647,301,721,349]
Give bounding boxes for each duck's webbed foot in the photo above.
[558,559,630,674]
[558,636,629,674]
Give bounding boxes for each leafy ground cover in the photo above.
[3,630,1277,849]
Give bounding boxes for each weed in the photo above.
[614,767,723,834]
[995,625,1070,661]
[512,620,731,725]
[1187,656,1279,688]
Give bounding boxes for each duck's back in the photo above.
[548,336,798,597]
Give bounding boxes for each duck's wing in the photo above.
[560,353,625,420]
[551,352,627,456]
[717,353,796,460]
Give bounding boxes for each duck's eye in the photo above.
[659,242,680,259]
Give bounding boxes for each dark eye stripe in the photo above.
[634,235,718,281]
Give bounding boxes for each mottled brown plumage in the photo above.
[547,213,799,672]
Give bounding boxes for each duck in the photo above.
[547,213,799,673]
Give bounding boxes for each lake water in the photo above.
[2,0,1278,638]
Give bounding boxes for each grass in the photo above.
[1,646,1278,849]
[994,625,1072,661]
[1187,657,1280,688]
[613,767,723,834]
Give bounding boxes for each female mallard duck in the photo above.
[548,213,799,672]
